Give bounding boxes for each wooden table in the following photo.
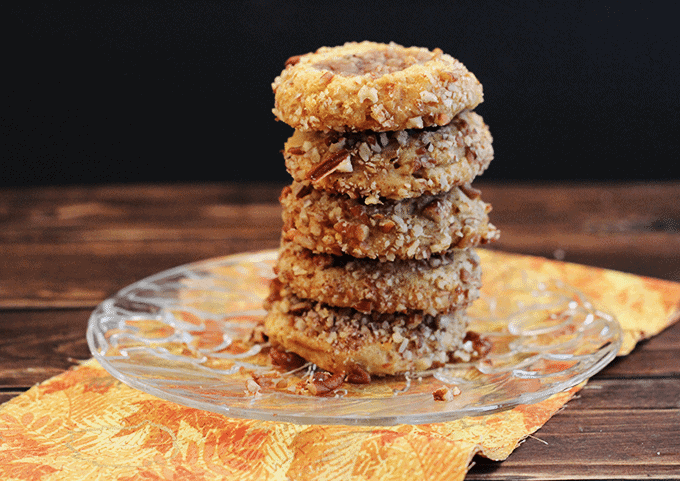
[1,182,679,479]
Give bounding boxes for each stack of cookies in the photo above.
[264,42,499,378]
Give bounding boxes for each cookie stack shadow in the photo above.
[264,42,499,379]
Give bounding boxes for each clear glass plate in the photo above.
[87,249,621,426]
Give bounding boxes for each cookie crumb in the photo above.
[245,378,261,396]
[433,385,461,401]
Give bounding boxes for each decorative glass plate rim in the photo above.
[87,249,622,426]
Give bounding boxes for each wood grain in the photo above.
[2,182,680,309]
[0,240,281,308]
[469,410,680,479]
[1,181,679,480]
[0,310,91,388]
[482,182,680,282]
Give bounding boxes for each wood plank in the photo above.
[480,182,680,282]
[638,318,680,348]
[0,193,285,238]
[0,309,91,388]
[3,183,678,237]
[1,246,677,308]
[600,349,680,378]
[2,253,677,309]
[1,234,676,309]
[0,239,281,308]
[3,182,678,214]
[3,183,680,245]
[2,183,680,309]
[597,321,680,378]
[0,184,287,308]
[479,182,680,227]
[3,183,679,263]
[570,378,680,410]
[0,182,286,205]
[469,409,680,479]
[0,391,25,405]
[489,233,680,282]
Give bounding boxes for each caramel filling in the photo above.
[313,47,434,77]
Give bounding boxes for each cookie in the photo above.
[263,280,474,375]
[280,181,499,261]
[284,110,493,202]
[272,41,483,132]
[275,240,481,315]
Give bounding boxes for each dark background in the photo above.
[4,1,679,187]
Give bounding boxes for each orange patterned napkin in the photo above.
[2,250,679,481]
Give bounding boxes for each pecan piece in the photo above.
[307,371,345,396]
[439,71,457,82]
[348,205,370,224]
[433,385,460,401]
[280,185,292,200]
[410,156,426,175]
[285,55,302,67]
[307,149,351,182]
[378,219,396,233]
[435,113,452,125]
[294,182,314,199]
[320,71,334,83]
[286,146,305,156]
[353,299,373,313]
[459,184,481,200]
[463,331,492,357]
[270,347,307,371]
[459,267,473,284]
[456,233,480,249]
[333,221,369,243]
[346,364,371,384]
[421,199,444,223]
[287,300,310,315]
[465,147,477,163]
